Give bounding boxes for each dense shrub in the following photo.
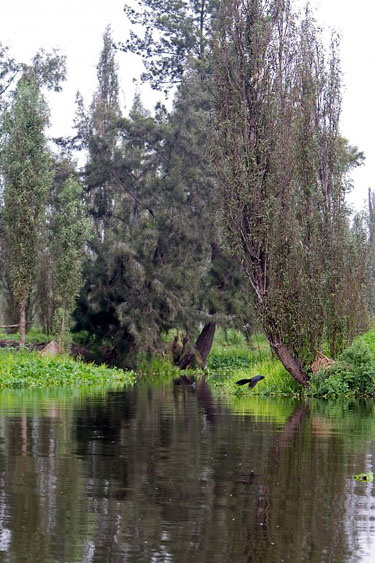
[310,338,375,399]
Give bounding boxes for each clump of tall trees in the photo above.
[73,26,252,367]
[0,1,373,380]
[0,47,88,349]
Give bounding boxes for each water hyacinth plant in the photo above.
[0,349,135,389]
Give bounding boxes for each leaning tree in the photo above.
[213,0,367,385]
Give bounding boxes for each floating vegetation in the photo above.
[0,349,136,389]
[354,472,374,483]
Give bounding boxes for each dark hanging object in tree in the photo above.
[235,376,265,389]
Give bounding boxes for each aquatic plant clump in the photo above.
[354,472,374,483]
[0,350,136,389]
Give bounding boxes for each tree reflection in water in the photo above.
[0,387,371,561]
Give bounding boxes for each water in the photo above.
[0,382,374,561]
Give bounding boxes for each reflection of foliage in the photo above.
[0,383,371,561]
[0,386,122,410]
[223,396,299,424]
[308,399,375,456]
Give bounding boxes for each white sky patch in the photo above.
[0,0,374,210]
[316,0,375,210]
[0,1,162,135]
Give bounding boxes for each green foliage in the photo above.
[0,72,55,346]
[366,190,375,315]
[211,330,269,356]
[30,48,66,91]
[213,328,246,347]
[53,308,72,351]
[137,356,184,379]
[1,75,53,305]
[121,0,218,90]
[135,329,375,400]
[309,331,375,399]
[213,0,368,384]
[205,330,300,397]
[0,327,50,344]
[75,28,254,367]
[51,175,90,349]
[0,43,20,109]
[207,358,301,397]
[0,349,135,389]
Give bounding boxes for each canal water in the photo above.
[0,379,374,562]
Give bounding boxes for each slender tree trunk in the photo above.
[196,322,216,364]
[198,0,206,60]
[20,298,26,348]
[267,334,310,388]
[61,308,66,348]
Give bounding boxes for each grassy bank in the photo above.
[0,349,135,389]
[205,329,301,397]
[137,329,304,396]
[2,327,375,397]
[206,328,375,399]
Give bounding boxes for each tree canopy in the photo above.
[213,0,367,384]
[0,4,371,380]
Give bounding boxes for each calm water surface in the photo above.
[0,380,374,562]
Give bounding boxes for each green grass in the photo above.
[206,329,301,397]
[207,357,301,397]
[148,329,302,397]
[208,328,375,399]
[7,326,375,398]
[0,327,50,344]
[0,349,136,389]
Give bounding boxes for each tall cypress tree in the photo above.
[121,2,256,361]
[52,176,90,350]
[74,27,141,364]
[1,72,53,345]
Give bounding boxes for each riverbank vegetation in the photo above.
[208,329,375,400]
[0,1,375,396]
[1,325,375,398]
[309,330,375,399]
[0,349,135,389]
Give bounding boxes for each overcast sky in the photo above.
[0,0,374,210]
